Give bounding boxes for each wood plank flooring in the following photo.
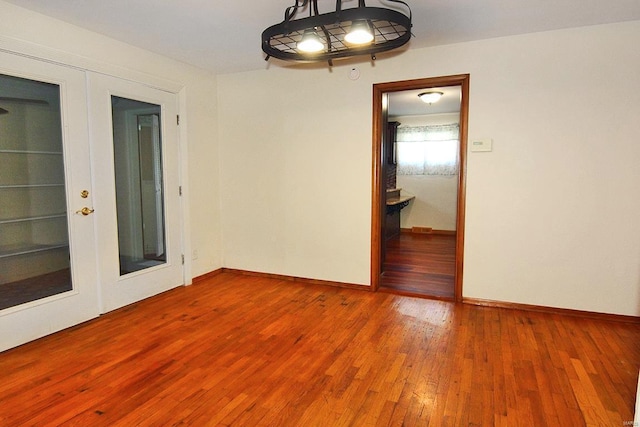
[0,272,638,426]
[381,233,456,299]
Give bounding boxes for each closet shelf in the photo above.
[0,243,69,259]
[0,214,67,225]
[0,184,64,189]
[0,149,63,155]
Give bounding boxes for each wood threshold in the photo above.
[378,286,455,302]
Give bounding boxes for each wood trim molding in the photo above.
[196,269,638,323]
[221,268,370,291]
[463,297,640,324]
[454,75,470,303]
[370,84,384,292]
[371,74,470,301]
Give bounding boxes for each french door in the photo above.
[0,52,100,351]
[0,53,184,352]
[88,73,183,313]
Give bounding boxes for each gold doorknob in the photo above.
[76,207,95,216]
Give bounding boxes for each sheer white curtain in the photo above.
[396,124,460,176]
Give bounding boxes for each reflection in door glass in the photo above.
[111,96,166,275]
[0,74,72,310]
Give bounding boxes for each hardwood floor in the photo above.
[381,232,456,299]
[0,272,638,426]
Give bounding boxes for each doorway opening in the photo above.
[370,75,469,301]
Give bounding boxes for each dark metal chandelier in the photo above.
[262,0,412,66]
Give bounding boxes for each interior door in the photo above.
[0,52,99,352]
[88,73,183,312]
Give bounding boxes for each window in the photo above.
[396,123,459,176]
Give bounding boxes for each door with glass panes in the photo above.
[0,53,184,352]
[0,52,99,352]
[88,73,183,312]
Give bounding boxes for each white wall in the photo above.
[218,21,640,316]
[217,67,373,285]
[3,0,638,316]
[0,0,223,279]
[392,113,459,231]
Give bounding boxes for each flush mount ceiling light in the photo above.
[418,91,443,104]
[262,0,412,66]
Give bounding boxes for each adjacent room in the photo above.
[1,0,639,425]
[380,85,462,299]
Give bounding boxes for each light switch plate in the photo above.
[471,138,493,152]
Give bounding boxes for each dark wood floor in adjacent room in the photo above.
[381,232,456,299]
[0,269,71,310]
[1,272,638,426]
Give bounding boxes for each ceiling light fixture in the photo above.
[418,91,443,104]
[344,20,374,44]
[262,0,412,66]
[297,28,325,52]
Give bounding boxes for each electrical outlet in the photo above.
[192,249,199,260]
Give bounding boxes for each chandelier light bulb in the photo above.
[297,29,324,53]
[345,21,374,45]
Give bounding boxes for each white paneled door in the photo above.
[0,52,100,351]
[88,73,183,313]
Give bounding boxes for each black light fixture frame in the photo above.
[262,0,412,66]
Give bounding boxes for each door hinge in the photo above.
[177,115,180,125]
[181,254,185,265]
[179,186,182,196]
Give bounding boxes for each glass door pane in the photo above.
[0,74,72,310]
[111,96,166,275]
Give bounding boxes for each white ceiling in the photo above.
[5,0,640,75]
[389,86,461,117]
